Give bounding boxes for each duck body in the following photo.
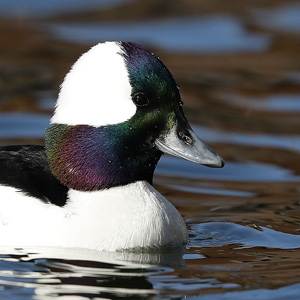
[0,180,187,251]
[0,145,186,250]
[0,41,224,251]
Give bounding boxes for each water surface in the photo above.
[0,0,132,17]
[48,16,271,53]
[254,3,300,33]
[0,0,300,299]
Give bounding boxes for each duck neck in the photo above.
[45,124,162,191]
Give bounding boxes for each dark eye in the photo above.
[132,92,149,107]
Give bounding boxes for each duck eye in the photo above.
[132,92,149,107]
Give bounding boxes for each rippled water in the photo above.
[0,1,300,299]
[0,0,131,17]
[48,16,271,53]
[254,3,300,33]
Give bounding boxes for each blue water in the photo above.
[0,112,49,138]
[0,0,132,17]
[190,283,300,300]
[166,184,256,197]
[157,157,300,182]
[194,125,300,153]
[224,93,300,112]
[191,222,300,249]
[254,3,300,33]
[48,15,271,53]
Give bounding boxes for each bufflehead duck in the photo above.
[0,41,224,251]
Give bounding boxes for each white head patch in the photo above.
[51,42,136,127]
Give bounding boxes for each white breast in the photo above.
[0,182,187,251]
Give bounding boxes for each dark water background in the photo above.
[0,0,299,299]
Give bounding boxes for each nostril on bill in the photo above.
[178,131,194,146]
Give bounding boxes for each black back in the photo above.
[0,145,68,206]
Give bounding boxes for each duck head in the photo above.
[45,41,224,191]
